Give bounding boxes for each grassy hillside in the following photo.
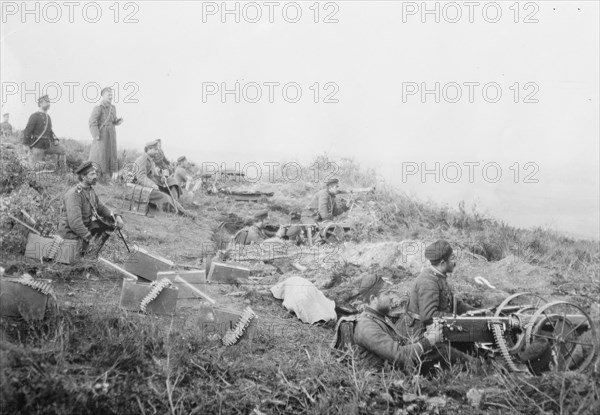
[1,137,599,414]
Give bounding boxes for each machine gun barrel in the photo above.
[438,313,591,343]
[339,186,375,195]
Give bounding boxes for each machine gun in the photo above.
[338,187,376,211]
[338,186,376,195]
[436,293,598,374]
[276,223,320,245]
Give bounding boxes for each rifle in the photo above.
[161,175,179,214]
[432,293,598,374]
[8,214,42,235]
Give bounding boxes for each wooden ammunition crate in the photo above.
[207,261,250,284]
[119,280,178,315]
[24,233,78,264]
[123,246,174,281]
[0,278,51,320]
[196,303,258,339]
[157,270,206,299]
[122,183,153,215]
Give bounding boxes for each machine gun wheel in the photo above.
[494,292,549,354]
[525,301,598,372]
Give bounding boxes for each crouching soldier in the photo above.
[354,274,444,372]
[232,210,270,246]
[130,140,188,215]
[306,178,350,243]
[57,161,124,257]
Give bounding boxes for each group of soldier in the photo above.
[7,93,486,376]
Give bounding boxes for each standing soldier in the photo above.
[58,161,124,257]
[22,95,67,173]
[88,87,123,181]
[1,113,13,139]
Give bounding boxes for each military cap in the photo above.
[2,113,9,117]
[253,210,269,221]
[177,156,186,163]
[37,95,50,104]
[145,139,159,149]
[325,178,339,186]
[101,87,112,95]
[358,274,392,302]
[75,161,95,176]
[425,239,453,265]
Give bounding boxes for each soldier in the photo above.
[408,239,475,324]
[88,87,123,180]
[232,210,270,245]
[306,178,350,222]
[354,274,444,372]
[22,95,67,173]
[130,140,185,214]
[406,239,476,370]
[275,211,304,244]
[154,139,172,174]
[172,156,193,197]
[57,161,124,257]
[1,113,13,139]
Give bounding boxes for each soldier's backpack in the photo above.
[330,315,358,351]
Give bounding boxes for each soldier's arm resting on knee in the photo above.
[134,159,159,189]
[94,193,117,219]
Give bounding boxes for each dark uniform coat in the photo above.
[23,111,56,149]
[129,153,175,211]
[307,189,347,222]
[245,224,267,245]
[132,153,160,189]
[58,184,114,240]
[354,307,432,370]
[88,102,119,175]
[408,266,473,323]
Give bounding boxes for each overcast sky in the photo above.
[2,1,599,239]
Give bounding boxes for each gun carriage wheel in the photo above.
[524,301,598,372]
[493,292,549,354]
